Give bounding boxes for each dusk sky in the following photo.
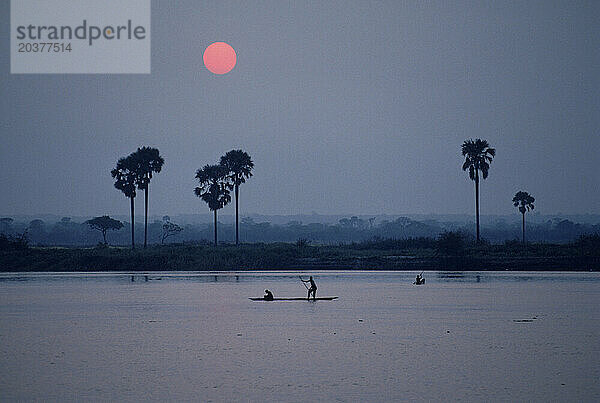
[1,0,598,218]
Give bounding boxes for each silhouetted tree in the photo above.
[161,219,183,244]
[85,216,124,244]
[513,191,535,244]
[24,219,45,245]
[0,217,13,235]
[461,139,496,242]
[28,219,45,231]
[132,147,164,248]
[0,231,28,251]
[50,217,81,243]
[111,155,138,249]
[220,150,254,245]
[195,164,231,246]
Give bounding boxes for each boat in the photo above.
[249,296,339,301]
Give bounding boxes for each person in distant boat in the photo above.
[414,274,425,285]
[301,276,317,300]
[263,289,274,301]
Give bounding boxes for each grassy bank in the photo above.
[1,239,599,272]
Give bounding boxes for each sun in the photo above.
[203,42,236,75]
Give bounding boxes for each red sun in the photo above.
[203,42,237,74]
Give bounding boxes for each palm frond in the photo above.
[461,139,495,181]
[111,155,138,198]
[513,191,535,212]
[194,164,232,211]
[220,149,254,186]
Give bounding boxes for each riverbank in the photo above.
[1,241,599,271]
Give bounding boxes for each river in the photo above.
[1,271,599,401]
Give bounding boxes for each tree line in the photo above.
[1,139,584,248]
[1,214,598,248]
[107,139,537,249]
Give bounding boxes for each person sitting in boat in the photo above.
[301,276,317,300]
[263,289,274,301]
[415,274,425,285]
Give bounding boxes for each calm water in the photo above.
[1,271,599,402]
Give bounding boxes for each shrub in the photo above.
[0,232,29,251]
[296,238,311,247]
[436,231,466,256]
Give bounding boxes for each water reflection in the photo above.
[436,273,484,283]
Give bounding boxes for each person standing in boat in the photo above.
[300,276,317,300]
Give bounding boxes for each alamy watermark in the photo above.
[11,0,151,74]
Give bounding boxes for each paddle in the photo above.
[299,276,309,290]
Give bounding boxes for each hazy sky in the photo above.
[1,1,599,218]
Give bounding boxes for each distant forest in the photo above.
[1,214,598,247]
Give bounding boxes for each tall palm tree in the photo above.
[111,155,138,249]
[132,147,164,248]
[220,150,254,245]
[194,164,231,246]
[461,139,496,242]
[513,191,535,244]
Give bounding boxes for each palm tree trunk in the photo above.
[144,185,148,248]
[235,183,239,245]
[475,173,480,243]
[214,209,218,246]
[130,196,135,249]
[522,212,526,244]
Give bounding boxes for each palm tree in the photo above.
[132,147,164,248]
[513,191,535,244]
[194,164,231,246]
[461,139,496,242]
[111,155,138,248]
[220,150,254,245]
